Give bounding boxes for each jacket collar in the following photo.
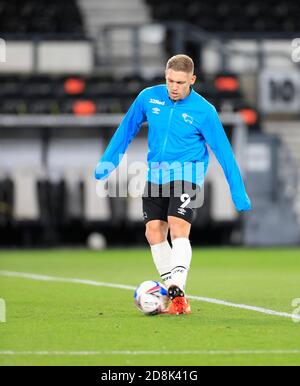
[164,85,195,105]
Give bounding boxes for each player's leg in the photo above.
[166,216,192,314]
[144,220,173,288]
[165,181,198,314]
[142,182,173,287]
[167,216,192,293]
[168,215,191,240]
[145,219,169,245]
[167,181,196,293]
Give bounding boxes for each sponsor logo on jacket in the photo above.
[149,98,166,106]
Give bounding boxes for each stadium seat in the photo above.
[83,174,111,223]
[146,0,300,32]
[27,99,59,115]
[64,77,86,96]
[72,100,97,116]
[0,138,43,226]
[0,73,250,116]
[47,137,109,224]
[37,179,66,245]
[12,168,41,221]
[0,178,13,227]
[0,0,85,35]
[124,138,148,223]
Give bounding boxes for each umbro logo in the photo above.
[177,208,186,216]
[152,107,161,115]
[149,98,166,106]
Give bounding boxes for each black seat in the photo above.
[147,0,300,33]
[0,0,85,35]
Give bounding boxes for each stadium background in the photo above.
[0,0,300,367]
[0,0,299,248]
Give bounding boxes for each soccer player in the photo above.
[95,55,251,314]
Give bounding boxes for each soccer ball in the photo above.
[134,280,169,315]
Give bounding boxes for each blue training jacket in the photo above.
[95,84,251,211]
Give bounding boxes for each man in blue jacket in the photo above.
[95,54,251,314]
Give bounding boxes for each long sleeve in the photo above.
[201,106,251,211]
[95,91,146,180]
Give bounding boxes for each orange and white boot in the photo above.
[167,285,191,315]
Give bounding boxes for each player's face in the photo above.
[165,69,196,101]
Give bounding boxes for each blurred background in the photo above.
[0,0,299,249]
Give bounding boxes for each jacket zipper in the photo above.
[161,103,176,158]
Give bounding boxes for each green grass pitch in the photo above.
[0,248,300,366]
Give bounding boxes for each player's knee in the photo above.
[145,221,167,245]
[169,226,184,240]
[168,217,190,240]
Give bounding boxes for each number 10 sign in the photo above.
[259,69,300,113]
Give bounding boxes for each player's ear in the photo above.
[190,74,196,85]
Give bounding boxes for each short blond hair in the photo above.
[166,54,194,74]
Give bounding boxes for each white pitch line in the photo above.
[188,295,300,320]
[0,350,300,356]
[0,270,135,290]
[0,270,300,321]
